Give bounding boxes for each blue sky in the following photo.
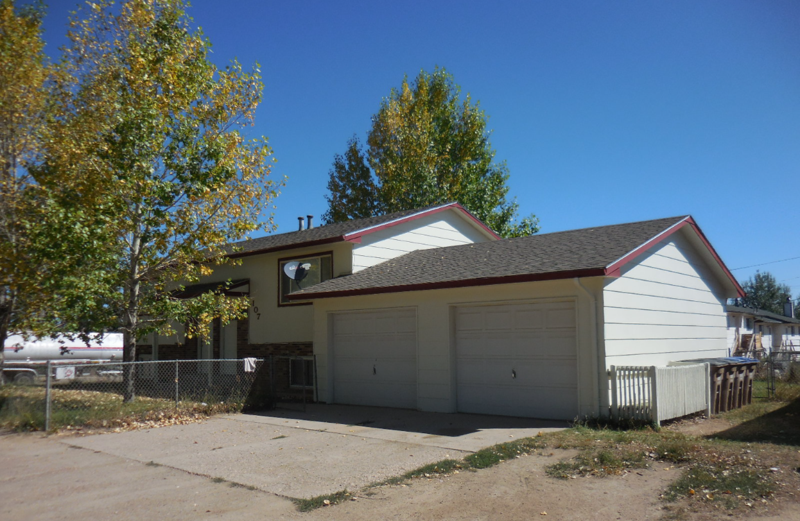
[41,1,800,295]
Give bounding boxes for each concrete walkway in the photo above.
[67,404,567,499]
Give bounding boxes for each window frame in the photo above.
[289,358,315,388]
[277,250,333,307]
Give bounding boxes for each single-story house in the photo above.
[288,214,744,420]
[726,302,800,354]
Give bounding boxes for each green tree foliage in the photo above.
[740,271,792,315]
[0,0,53,383]
[321,136,379,223]
[35,0,280,399]
[324,68,538,238]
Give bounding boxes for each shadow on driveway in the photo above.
[243,403,569,438]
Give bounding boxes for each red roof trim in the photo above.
[683,217,745,297]
[287,268,606,301]
[603,217,744,297]
[343,203,500,242]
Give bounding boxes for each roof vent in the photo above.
[307,215,314,229]
[297,216,305,231]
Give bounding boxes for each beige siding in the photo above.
[312,277,604,417]
[603,234,728,367]
[352,209,492,272]
[159,242,353,345]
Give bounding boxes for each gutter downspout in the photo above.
[574,277,604,419]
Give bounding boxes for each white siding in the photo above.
[352,209,492,272]
[603,234,728,367]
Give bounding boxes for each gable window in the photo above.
[279,252,332,305]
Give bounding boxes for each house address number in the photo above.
[251,299,261,320]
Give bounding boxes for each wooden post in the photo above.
[610,366,618,422]
[650,366,659,426]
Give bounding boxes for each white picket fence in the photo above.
[609,363,711,425]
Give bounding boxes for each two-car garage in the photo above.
[328,300,579,420]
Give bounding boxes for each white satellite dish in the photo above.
[283,261,311,283]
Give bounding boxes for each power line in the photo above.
[731,255,800,271]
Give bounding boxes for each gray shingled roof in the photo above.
[726,305,800,324]
[290,215,689,299]
[222,206,444,258]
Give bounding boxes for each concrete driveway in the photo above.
[67,404,567,499]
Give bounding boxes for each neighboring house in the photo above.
[289,215,744,421]
[726,303,800,354]
[137,203,498,388]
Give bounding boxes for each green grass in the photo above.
[0,384,245,432]
[373,459,464,488]
[665,464,772,508]
[293,490,352,512]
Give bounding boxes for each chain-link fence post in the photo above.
[44,360,52,432]
[174,360,179,407]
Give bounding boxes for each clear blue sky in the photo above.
[41,1,800,296]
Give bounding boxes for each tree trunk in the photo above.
[122,226,142,403]
[122,327,136,402]
[0,294,15,387]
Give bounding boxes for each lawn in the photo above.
[0,384,247,432]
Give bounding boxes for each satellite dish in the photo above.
[283,261,311,283]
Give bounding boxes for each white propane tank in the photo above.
[4,333,124,362]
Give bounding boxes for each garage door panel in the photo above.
[546,308,576,328]
[485,310,514,330]
[455,310,485,331]
[334,382,416,409]
[457,384,577,419]
[513,309,545,329]
[459,359,577,388]
[332,309,417,409]
[456,301,578,420]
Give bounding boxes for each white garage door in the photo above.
[331,308,417,409]
[456,301,578,420]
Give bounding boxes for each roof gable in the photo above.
[223,202,498,259]
[289,215,743,300]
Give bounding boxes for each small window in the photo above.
[279,253,332,305]
[758,325,763,334]
[745,318,753,330]
[290,358,314,387]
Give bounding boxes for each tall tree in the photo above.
[321,136,379,223]
[740,271,792,315]
[40,0,280,400]
[324,68,538,238]
[0,0,50,383]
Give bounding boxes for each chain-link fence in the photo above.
[0,356,317,432]
[767,351,800,398]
